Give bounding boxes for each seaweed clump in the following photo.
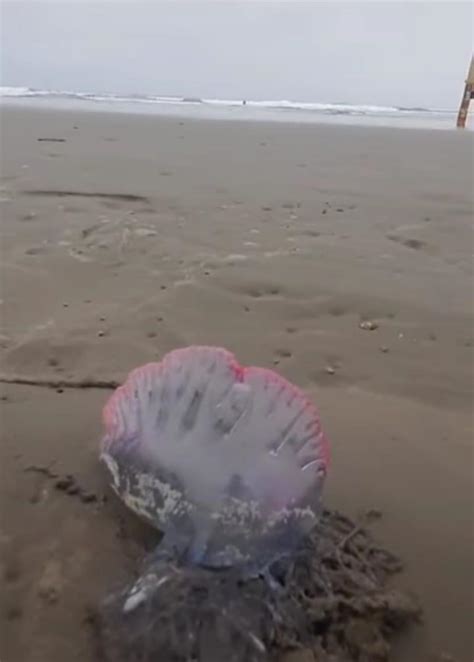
[94,509,420,662]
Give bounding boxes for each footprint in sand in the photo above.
[274,348,292,359]
[25,246,48,256]
[387,235,426,251]
[402,238,425,250]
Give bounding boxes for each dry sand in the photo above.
[0,105,472,662]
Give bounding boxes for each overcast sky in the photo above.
[1,1,473,109]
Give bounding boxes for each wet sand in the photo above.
[0,105,473,661]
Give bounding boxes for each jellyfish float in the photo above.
[99,346,330,661]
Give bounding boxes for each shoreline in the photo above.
[1,95,466,132]
[1,104,472,662]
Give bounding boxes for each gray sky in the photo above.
[1,1,473,108]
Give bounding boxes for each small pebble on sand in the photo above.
[359,320,378,331]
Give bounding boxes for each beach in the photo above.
[0,104,473,661]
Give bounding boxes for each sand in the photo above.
[0,105,472,662]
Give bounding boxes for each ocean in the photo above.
[0,86,465,131]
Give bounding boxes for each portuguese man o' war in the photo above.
[100,346,329,611]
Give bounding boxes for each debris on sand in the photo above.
[37,138,67,143]
[92,509,420,662]
[359,320,379,331]
[24,464,100,505]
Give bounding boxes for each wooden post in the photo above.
[456,57,474,128]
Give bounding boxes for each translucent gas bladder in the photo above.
[101,346,329,569]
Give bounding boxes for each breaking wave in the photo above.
[0,86,454,119]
